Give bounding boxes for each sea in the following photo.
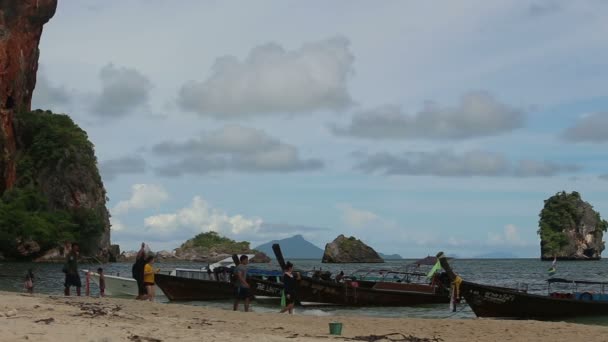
[3,258,608,325]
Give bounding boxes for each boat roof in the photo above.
[548,278,608,286]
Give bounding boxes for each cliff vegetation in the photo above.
[538,191,607,260]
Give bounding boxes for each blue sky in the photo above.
[32,0,608,257]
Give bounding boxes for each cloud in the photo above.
[112,184,169,215]
[177,36,354,118]
[488,224,530,247]
[92,63,153,117]
[259,223,329,233]
[355,150,580,177]
[32,72,70,109]
[99,155,147,181]
[528,2,562,16]
[561,112,608,143]
[600,174,608,181]
[110,218,127,232]
[143,196,262,239]
[336,204,380,228]
[153,124,323,176]
[513,159,580,177]
[332,92,524,140]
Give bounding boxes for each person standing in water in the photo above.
[280,262,299,314]
[132,243,147,299]
[64,243,81,296]
[97,267,106,297]
[24,269,34,294]
[233,255,251,312]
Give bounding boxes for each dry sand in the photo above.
[1,291,608,341]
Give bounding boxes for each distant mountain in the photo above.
[378,252,403,260]
[254,235,324,259]
[473,252,519,258]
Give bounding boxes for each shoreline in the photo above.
[2,291,608,341]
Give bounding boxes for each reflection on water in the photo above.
[2,258,608,324]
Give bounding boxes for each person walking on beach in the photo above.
[132,243,147,300]
[64,242,81,296]
[280,262,299,314]
[233,255,251,312]
[24,269,34,294]
[143,255,159,301]
[97,267,106,297]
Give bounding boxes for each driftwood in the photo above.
[34,318,55,324]
[345,333,443,342]
[128,335,162,342]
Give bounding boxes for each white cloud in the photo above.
[153,124,323,175]
[112,184,169,215]
[355,149,580,177]
[143,196,262,239]
[178,36,354,118]
[32,70,70,110]
[92,63,153,117]
[337,203,379,228]
[110,218,126,232]
[488,224,530,247]
[332,92,524,140]
[99,155,147,181]
[561,112,608,143]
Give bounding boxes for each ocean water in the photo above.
[2,258,608,324]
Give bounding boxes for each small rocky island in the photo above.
[538,191,607,260]
[120,231,270,263]
[322,235,384,263]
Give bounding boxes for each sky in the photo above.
[32,0,608,258]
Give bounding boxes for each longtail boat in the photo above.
[271,244,450,306]
[155,254,284,301]
[437,251,608,319]
[155,268,284,301]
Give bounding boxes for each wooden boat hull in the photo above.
[292,277,449,306]
[155,274,283,301]
[460,280,608,319]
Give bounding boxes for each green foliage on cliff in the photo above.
[181,231,252,254]
[538,191,608,256]
[0,187,104,257]
[0,110,106,258]
[15,109,100,187]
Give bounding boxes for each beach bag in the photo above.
[25,279,33,289]
[281,290,286,307]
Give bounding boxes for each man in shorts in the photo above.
[64,243,81,296]
[233,255,251,312]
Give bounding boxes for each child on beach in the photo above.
[97,267,106,297]
[143,256,159,301]
[24,269,34,294]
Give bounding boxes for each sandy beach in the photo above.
[2,291,608,341]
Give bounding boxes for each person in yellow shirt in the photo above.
[143,256,159,301]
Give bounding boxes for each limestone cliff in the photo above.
[539,191,607,260]
[0,0,58,192]
[322,235,384,263]
[0,1,112,260]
